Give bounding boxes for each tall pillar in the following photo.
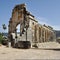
[44,29,45,42]
[46,30,48,42]
[39,27,41,43]
[36,25,39,43]
[45,30,47,42]
[41,27,42,43]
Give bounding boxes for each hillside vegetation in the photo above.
[0,33,3,44]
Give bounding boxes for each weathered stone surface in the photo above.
[8,4,56,48]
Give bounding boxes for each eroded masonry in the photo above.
[8,4,56,48]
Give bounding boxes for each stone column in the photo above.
[45,30,47,42]
[39,27,41,43]
[46,30,47,42]
[36,26,39,43]
[41,27,42,43]
[44,29,45,42]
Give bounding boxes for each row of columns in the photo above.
[32,25,55,43]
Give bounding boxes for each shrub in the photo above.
[0,33,3,44]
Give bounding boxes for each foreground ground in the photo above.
[0,42,60,60]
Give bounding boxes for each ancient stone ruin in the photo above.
[8,4,56,48]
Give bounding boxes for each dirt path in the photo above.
[0,42,60,60]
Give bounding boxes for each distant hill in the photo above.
[2,33,8,37]
[54,30,60,38]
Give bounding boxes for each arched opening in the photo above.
[16,24,20,34]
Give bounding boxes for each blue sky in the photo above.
[0,0,60,32]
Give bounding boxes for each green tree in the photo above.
[2,24,7,30]
[0,33,3,44]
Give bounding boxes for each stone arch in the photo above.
[8,4,26,35]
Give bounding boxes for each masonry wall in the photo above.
[28,16,55,43]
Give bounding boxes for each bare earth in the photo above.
[0,42,60,60]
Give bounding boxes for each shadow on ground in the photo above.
[41,48,60,51]
[31,48,60,51]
